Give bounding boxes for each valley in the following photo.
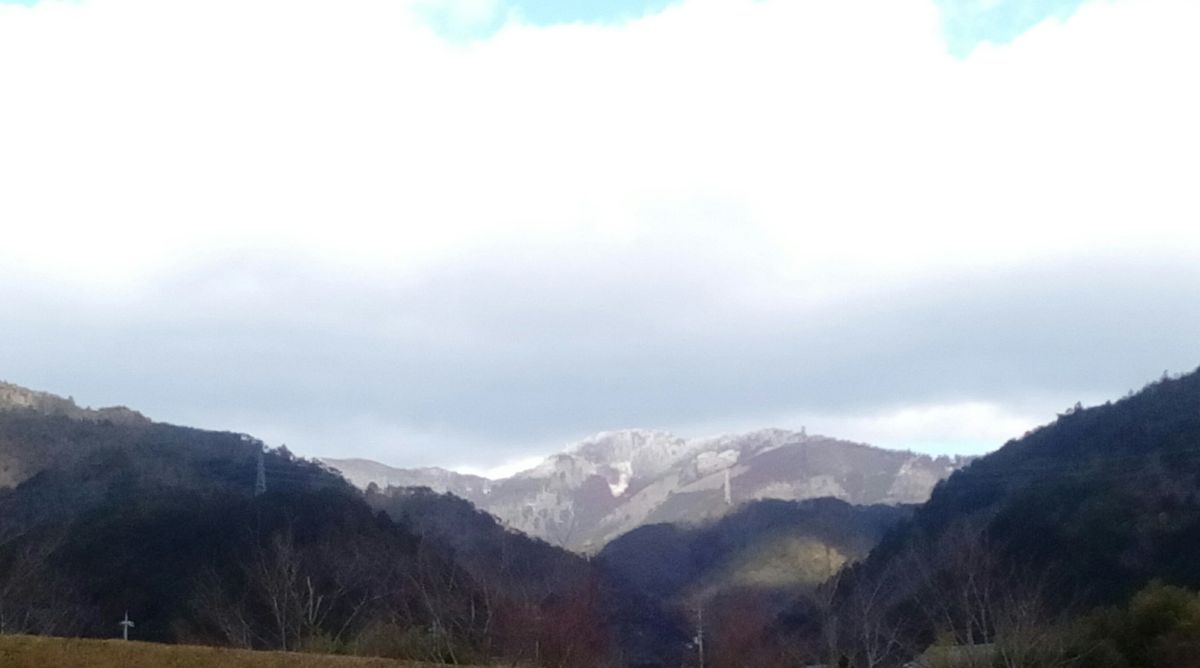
[4,369,1200,667]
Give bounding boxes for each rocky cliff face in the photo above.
[0,381,149,426]
[324,428,971,552]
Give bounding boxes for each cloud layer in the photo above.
[1,0,1198,472]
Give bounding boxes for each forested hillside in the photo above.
[600,498,909,605]
[365,486,685,667]
[0,382,150,487]
[598,498,911,666]
[768,367,1200,667]
[0,396,623,666]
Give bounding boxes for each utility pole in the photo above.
[255,448,267,497]
[119,611,134,641]
[695,603,705,668]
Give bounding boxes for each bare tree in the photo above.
[191,565,257,648]
[838,561,912,668]
[407,538,485,664]
[902,521,1074,668]
[251,527,306,650]
[191,523,393,653]
[0,529,83,637]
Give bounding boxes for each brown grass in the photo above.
[0,634,463,668]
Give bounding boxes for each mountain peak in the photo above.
[333,427,970,551]
[572,429,691,471]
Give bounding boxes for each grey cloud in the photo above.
[2,248,1198,468]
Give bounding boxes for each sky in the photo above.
[1,0,1198,478]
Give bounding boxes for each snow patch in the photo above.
[693,449,740,476]
[608,461,633,497]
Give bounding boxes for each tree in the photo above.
[901,521,1073,668]
[1075,581,1200,668]
[0,529,83,637]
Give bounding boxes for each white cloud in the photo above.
[1,0,1197,466]
[3,0,1196,288]
[813,402,1050,455]
[454,454,546,480]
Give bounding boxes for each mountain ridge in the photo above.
[0,379,968,553]
[323,427,970,551]
[0,380,149,426]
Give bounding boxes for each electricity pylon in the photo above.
[255,448,267,496]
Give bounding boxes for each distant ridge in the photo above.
[321,457,492,499]
[324,428,970,551]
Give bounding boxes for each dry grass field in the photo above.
[0,635,463,668]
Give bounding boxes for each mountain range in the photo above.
[323,429,968,551]
[6,367,1200,667]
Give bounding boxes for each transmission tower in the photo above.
[255,448,267,496]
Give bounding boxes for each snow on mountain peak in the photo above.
[329,427,971,552]
[607,461,633,497]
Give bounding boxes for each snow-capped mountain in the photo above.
[322,428,970,552]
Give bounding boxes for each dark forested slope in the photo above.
[0,385,622,666]
[803,367,1200,665]
[869,367,1200,599]
[600,497,910,605]
[367,485,686,667]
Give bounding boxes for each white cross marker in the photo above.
[119,611,135,641]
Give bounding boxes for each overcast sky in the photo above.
[1,0,1198,477]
